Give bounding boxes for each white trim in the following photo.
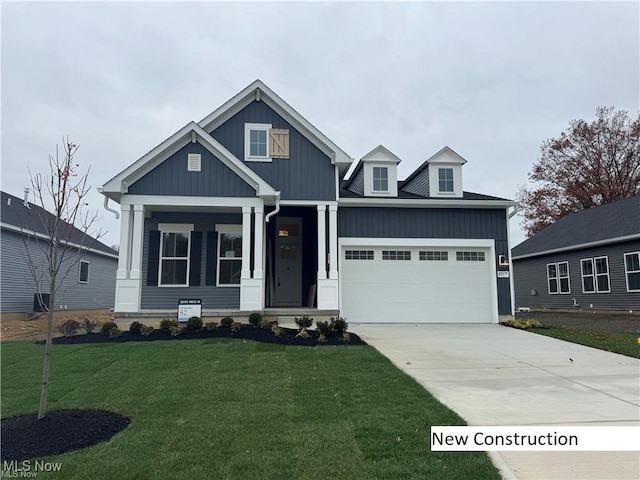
[216,224,242,287]
[624,251,640,293]
[580,258,596,293]
[547,261,570,295]
[117,205,132,278]
[79,260,90,283]
[338,198,516,208]
[279,200,338,206]
[158,229,191,288]
[429,163,463,198]
[512,234,640,260]
[158,223,194,233]
[121,195,263,208]
[130,204,145,280]
[594,256,611,294]
[317,205,327,280]
[215,224,242,234]
[244,123,272,162]
[0,222,118,260]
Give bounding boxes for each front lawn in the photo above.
[1,339,499,479]
[530,327,639,359]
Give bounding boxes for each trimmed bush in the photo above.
[160,318,178,332]
[100,321,118,336]
[316,320,331,342]
[294,315,313,330]
[186,316,203,331]
[108,327,122,338]
[205,322,217,332]
[140,325,154,336]
[248,312,262,326]
[129,321,143,335]
[58,319,81,337]
[220,317,234,327]
[330,316,348,334]
[271,323,282,337]
[82,318,97,334]
[230,322,241,333]
[169,325,182,336]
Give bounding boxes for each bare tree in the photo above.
[20,137,105,419]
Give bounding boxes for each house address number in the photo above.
[497,271,510,278]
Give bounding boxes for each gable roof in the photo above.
[401,146,467,189]
[1,191,118,258]
[511,195,640,259]
[198,79,353,172]
[342,145,402,191]
[101,122,277,202]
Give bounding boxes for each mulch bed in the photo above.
[1,409,130,462]
[514,311,640,334]
[41,326,366,347]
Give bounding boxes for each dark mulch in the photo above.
[514,311,640,334]
[1,409,130,461]
[40,326,366,347]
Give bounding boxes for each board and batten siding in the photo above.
[140,212,242,309]
[128,141,255,197]
[338,207,512,315]
[210,100,336,201]
[512,240,640,311]
[0,229,117,313]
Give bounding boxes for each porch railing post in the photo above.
[317,204,327,280]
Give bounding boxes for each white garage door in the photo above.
[341,245,496,323]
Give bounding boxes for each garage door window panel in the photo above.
[420,251,448,261]
[456,251,485,261]
[382,250,411,261]
[345,250,374,260]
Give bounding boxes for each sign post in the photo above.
[178,299,202,323]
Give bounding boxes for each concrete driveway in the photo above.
[352,324,640,480]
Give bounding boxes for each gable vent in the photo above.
[188,153,201,172]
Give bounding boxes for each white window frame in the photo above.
[438,167,455,193]
[580,258,595,293]
[624,251,640,292]
[216,224,242,287]
[79,260,90,283]
[594,256,611,293]
[158,223,193,287]
[547,261,570,294]
[372,166,389,192]
[345,250,374,260]
[244,123,272,162]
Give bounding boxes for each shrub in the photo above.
[271,323,282,337]
[140,325,154,336]
[205,322,217,332]
[129,321,143,335]
[58,319,81,337]
[169,325,182,336]
[342,331,351,343]
[294,315,313,330]
[108,327,122,338]
[330,316,348,334]
[160,318,178,332]
[248,312,262,326]
[101,321,118,336]
[220,316,234,327]
[259,317,275,329]
[503,319,544,330]
[82,318,97,334]
[316,320,331,342]
[186,316,203,331]
[230,322,241,333]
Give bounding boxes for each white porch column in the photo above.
[240,206,263,311]
[241,207,252,279]
[129,204,145,280]
[254,206,264,279]
[116,205,132,279]
[328,204,338,280]
[317,204,327,280]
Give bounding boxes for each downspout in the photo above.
[98,188,120,219]
[265,191,281,223]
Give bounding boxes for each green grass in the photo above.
[530,327,640,358]
[1,339,500,480]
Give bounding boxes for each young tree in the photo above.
[517,106,640,236]
[21,137,105,419]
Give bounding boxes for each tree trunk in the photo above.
[38,241,57,420]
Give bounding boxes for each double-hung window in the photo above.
[159,225,192,286]
[372,167,388,192]
[624,252,640,292]
[217,225,242,286]
[547,261,570,294]
[594,256,610,293]
[581,259,595,293]
[438,168,454,193]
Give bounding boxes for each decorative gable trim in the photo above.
[102,122,277,202]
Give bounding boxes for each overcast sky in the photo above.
[2,1,638,248]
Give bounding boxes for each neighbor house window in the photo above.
[547,261,570,294]
[581,258,595,293]
[345,250,374,260]
[372,167,388,192]
[79,261,90,283]
[382,250,411,260]
[244,123,272,162]
[456,251,485,262]
[420,251,448,261]
[159,226,192,286]
[438,168,454,193]
[624,251,640,292]
[594,256,610,293]
[217,225,242,286]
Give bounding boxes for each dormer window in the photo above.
[438,168,454,193]
[372,167,389,192]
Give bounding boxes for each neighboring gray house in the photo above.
[511,195,640,312]
[1,191,118,313]
[100,80,516,323]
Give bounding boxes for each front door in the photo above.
[275,217,302,306]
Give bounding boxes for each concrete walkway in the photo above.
[352,324,640,480]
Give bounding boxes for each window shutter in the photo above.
[147,230,161,286]
[205,231,217,286]
[269,128,289,158]
[189,231,202,286]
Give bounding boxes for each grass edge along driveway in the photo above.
[1,339,500,480]
[529,327,639,359]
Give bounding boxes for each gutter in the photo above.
[265,191,281,223]
[99,188,120,219]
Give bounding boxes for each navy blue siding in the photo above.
[211,100,335,201]
[128,141,255,197]
[402,169,430,196]
[141,212,242,309]
[0,228,117,313]
[347,167,364,195]
[338,207,511,315]
[512,240,640,311]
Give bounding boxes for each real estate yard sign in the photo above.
[178,299,202,323]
